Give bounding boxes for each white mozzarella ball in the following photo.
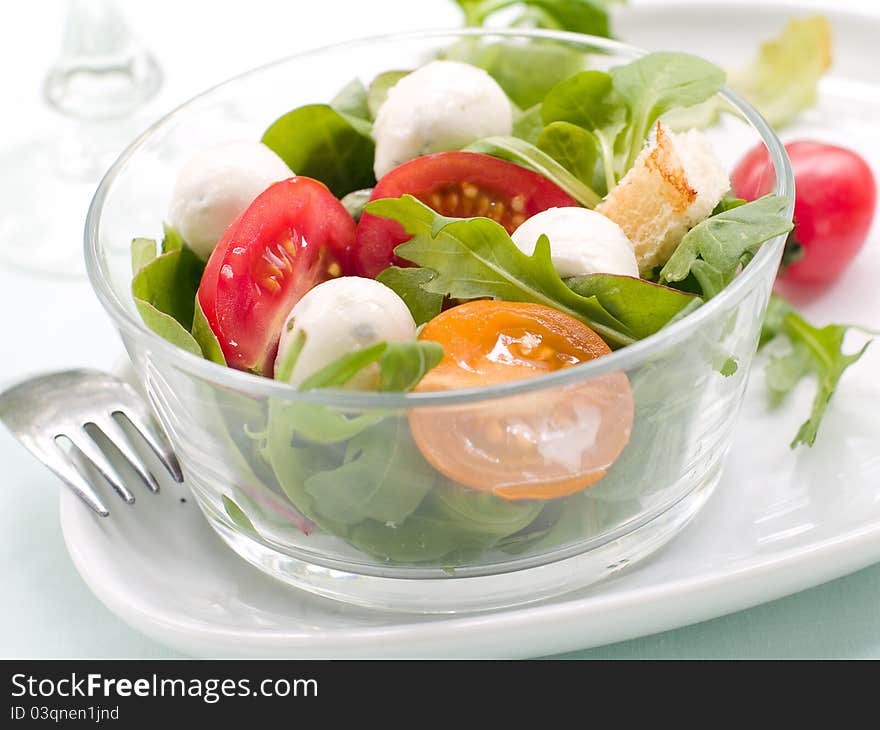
[275,277,417,389]
[167,141,292,259]
[511,207,640,278]
[372,60,513,179]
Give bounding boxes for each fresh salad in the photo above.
[129,9,875,564]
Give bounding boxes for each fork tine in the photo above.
[114,409,183,483]
[67,429,135,504]
[40,439,110,517]
[91,418,160,493]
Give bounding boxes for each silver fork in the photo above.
[0,369,182,516]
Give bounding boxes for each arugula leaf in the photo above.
[541,70,625,188]
[454,0,615,37]
[366,70,409,118]
[658,195,794,298]
[299,341,443,392]
[464,136,601,207]
[376,266,444,326]
[536,121,599,188]
[302,419,435,526]
[610,52,725,171]
[130,237,205,357]
[566,274,702,340]
[261,104,375,198]
[760,295,871,447]
[271,340,443,447]
[366,195,635,347]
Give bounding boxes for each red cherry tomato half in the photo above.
[732,140,876,286]
[197,177,355,376]
[353,151,578,278]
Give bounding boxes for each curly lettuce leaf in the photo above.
[666,16,832,131]
[729,15,832,129]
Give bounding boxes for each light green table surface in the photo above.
[2,0,878,659]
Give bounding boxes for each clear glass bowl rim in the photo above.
[84,27,795,409]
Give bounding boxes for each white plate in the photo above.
[60,2,880,657]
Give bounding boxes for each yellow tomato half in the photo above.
[409,301,634,500]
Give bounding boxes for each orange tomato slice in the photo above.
[409,301,634,500]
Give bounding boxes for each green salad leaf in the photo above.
[658,195,794,298]
[367,195,636,347]
[302,419,435,527]
[347,480,544,563]
[760,295,872,448]
[665,16,833,132]
[366,70,409,118]
[191,295,226,365]
[376,267,444,326]
[330,78,372,130]
[728,15,831,129]
[512,104,544,145]
[464,136,601,207]
[610,52,725,171]
[130,237,205,358]
[299,340,444,392]
[540,70,625,188]
[566,274,702,340]
[222,495,260,537]
[160,223,185,253]
[340,188,373,222]
[441,38,586,110]
[536,121,600,188]
[271,340,443,447]
[261,104,375,198]
[454,0,615,37]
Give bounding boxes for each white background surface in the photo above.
[2,0,879,658]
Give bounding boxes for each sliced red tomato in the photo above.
[197,177,355,375]
[409,301,634,500]
[353,151,578,278]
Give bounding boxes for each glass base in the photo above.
[202,472,719,614]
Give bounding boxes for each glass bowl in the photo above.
[84,28,793,613]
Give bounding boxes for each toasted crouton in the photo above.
[596,122,729,276]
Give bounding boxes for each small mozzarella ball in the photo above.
[275,277,417,389]
[167,141,292,259]
[511,207,640,278]
[372,60,513,179]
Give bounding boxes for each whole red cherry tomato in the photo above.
[732,140,876,286]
